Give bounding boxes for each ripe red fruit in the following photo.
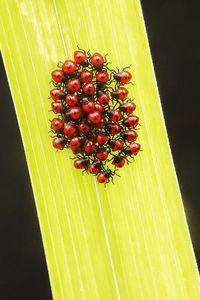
[51,70,64,83]
[50,88,65,101]
[62,60,77,74]
[51,118,64,131]
[88,111,101,124]
[67,78,81,92]
[81,70,93,83]
[65,94,78,106]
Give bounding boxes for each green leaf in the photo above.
[0,0,199,299]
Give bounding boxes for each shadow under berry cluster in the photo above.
[49,48,141,184]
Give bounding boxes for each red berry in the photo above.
[51,70,64,83]
[51,118,64,131]
[88,111,101,124]
[62,60,77,74]
[81,70,93,83]
[67,78,81,92]
[65,94,78,106]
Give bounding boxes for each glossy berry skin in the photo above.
[97,93,110,106]
[74,50,87,65]
[78,123,90,134]
[65,94,78,106]
[83,83,95,95]
[63,122,77,138]
[91,52,104,66]
[52,137,66,150]
[109,109,122,122]
[51,102,63,114]
[107,123,122,135]
[111,87,128,100]
[81,70,93,83]
[88,160,102,174]
[114,71,132,84]
[69,107,82,120]
[108,139,124,151]
[50,88,65,101]
[97,133,108,145]
[62,60,77,74]
[88,111,101,124]
[96,71,109,83]
[51,118,64,131]
[123,115,139,127]
[119,102,136,114]
[121,130,138,142]
[84,141,96,154]
[82,98,95,113]
[95,149,108,161]
[51,70,64,83]
[67,78,81,92]
[74,157,90,169]
[112,156,126,168]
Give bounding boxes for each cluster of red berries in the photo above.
[49,48,141,184]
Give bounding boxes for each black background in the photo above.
[0,1,199,299]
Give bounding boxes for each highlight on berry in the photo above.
[49,47,141,185]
